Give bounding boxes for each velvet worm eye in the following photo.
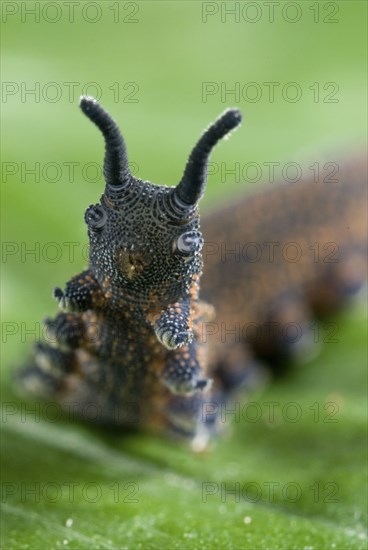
[84,205,107,230]
[174,231,203,255]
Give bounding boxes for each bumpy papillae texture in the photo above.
[19,99,367,445]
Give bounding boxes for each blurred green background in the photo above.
[1,1,367,548]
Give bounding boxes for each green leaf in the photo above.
[2,2,366,547]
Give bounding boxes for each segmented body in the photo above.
[202,159,367,391]
[18,100,367,444]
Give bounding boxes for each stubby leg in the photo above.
[44,312,86,351]
[161,340,210,395]
[53,269,104,313]
[151,300,194,350]
[16,342,75,399]
[307,248,367,316]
